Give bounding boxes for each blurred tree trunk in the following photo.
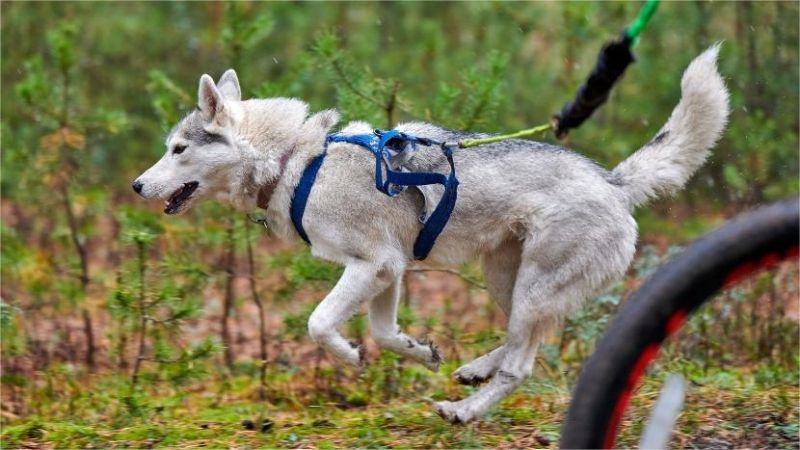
[770,1,792,124]
[682,1,713,210]
[702,0,730,206]
[693,1,710,53]
[561,4,577,86]
[771,2,784,72]
[58,56,97,371]
[130,240,148,386]
[244,221,269,400]
[62,190,97,371]
[221,223,236,369]
[735,1,765,205]
[739,1,761,109]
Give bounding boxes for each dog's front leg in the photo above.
[368,276,442,371]
[307,262,391,367]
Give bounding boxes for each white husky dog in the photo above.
[134,46,728,423]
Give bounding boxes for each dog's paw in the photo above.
[434,400,474,425]
[453,371,490,386]
[348,340,367,368]
[453,360,495,386]
[416,338,443,372]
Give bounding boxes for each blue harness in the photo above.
[290,129,459,260]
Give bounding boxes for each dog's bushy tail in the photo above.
[612,44,730,209]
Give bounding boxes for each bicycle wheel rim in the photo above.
[560,199,799,449]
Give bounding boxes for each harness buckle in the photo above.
[248,214,270,231]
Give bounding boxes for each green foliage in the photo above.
[2,2,796,204]
[222,3,275,68]
[281,303,316,341]
[0,299,26,357]
[117,206,164,245]
[47,22,78,74]
[267,249,343,291]
[1,367,796,449]
[108,207,217,389]
[312,31,402,127]
[456,50,510,130]
[15,57,52,112]
[146,70,193,130]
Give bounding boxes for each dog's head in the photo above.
[134,70,339,215]
[133,69,248,215]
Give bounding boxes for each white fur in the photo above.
[612,44,730,207]
[134,47,730,423]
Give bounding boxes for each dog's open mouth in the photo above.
[164,181,199,215]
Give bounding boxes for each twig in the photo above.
[327,57,413,124]
[464,95,489,131]
[385,80,400,128]
[329,58,382,108]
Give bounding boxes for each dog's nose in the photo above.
[132,180,144,194]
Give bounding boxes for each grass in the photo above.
[2,358,797,449]
[3,251,797,448]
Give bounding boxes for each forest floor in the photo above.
[3,208,798,449]
[2,358,798,449]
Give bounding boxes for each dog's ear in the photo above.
[217,69,241,101]
[198,74,224,122]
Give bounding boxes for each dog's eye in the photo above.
[173,145,187,155]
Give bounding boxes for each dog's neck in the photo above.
[256,147,293,209]
[230,100,337,235]
[232,99,310,211]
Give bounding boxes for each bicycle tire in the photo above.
[560,198,799,449]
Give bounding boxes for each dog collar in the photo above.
[256,147,294,209]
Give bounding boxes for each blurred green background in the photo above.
[3,2,797,213]
[1,2,798,448]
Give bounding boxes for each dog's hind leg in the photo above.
[436,222,634,423]
[453,239,521,385]
[436,262,566,424]
[369,275,442,371]
[308,262,395,367]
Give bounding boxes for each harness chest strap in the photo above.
[289,130,459,260]
[289,152,326,245]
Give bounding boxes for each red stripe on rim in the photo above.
[603,343,660,449]
[665,309,687,337]
[603,307,687,449]
[723,246,798,288]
